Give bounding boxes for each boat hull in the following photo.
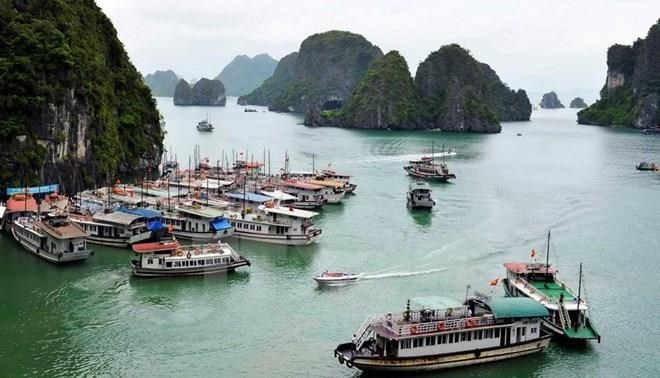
[404,167,455,182]
[230,229,321,246]
[11,226,92,264]
[171,229,233,242]
[314,276,359,285]
[338,336,551,373]
[131,259,250,277]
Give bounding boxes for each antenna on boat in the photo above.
[545,230,551,281]
[312,153,315,174]
[576,262,583,330]
[464,284,471,302]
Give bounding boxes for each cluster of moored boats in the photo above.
[0,156,357,277]
[332,231,601,373]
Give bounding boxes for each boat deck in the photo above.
[529,280,575,302]
[563,324,600,340]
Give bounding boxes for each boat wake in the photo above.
[360,267,448,280]
[356,152,457,164]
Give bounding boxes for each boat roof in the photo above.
[0,206,5,219]
[260,190,297,201]
[410,296,463,310]
[504,262,558,275]
[258,205,318,219]
[92,211,144,225]
[410,182,432,190]
[132,240,179,253]
[486,297,549,319]
[322,169,352,177]
[176,204,225,218]
[307,178,345,188]
[225,192,272,203]
[117,207,162,219]
[6,194,38,213]
[38,219,88,239]
[282,180,323,190]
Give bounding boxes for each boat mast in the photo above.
[576,262,583,330]
[312,153,315,174]
[545,230,551,280]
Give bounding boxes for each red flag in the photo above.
[489,277,499,286]
[530,249,536,258]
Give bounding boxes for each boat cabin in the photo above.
[3,192,38,231]
[279,180,326,209]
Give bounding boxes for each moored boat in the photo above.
[501,231,601,343]
[131,240,250,277]
[636,161,658,171]
[196,118,214,132]
[12,213,92,263]
[2,192,38,232]
[313,271,360,285]
[407,182,435,209]
[641,127,660,134]
[69,208,156,247]
[334,295,551,372]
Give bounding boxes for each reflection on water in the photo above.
[409,208,433,227]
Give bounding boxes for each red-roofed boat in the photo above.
[3,192,38,231]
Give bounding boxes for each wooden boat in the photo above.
[196,118,214,132]
[501,231,601,343]
[12,213,92,263]
[131,239,250,277]
[403,143,456,182]
[407,182,435,209]
[313,271,360,285]
[2,192,38,232]
[334,295,551,372]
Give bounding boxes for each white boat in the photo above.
[69,208,156,248]
[407,182,435,209]
[196,118,214,132]
[314,271,360,285]
[321,168,357,193]
[12,214,92,263]
[305,178,346,204]
[279,180,326,209]
[334,294,551,373]
[131,239,250,277]
[160,203,234,242]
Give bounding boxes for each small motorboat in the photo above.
[313,271,360,285]
[642,127,660,135]
[636,161,658,171]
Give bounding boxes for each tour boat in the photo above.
[160,203,234,242]
[69,208,156,247]
[2,192,38,231]
[334,294,551,372]
[641,127,660,134]
[320,168,357,193]
[12,213,92,263]
[305,177,346,204]
[636,161,658,171]
[313,271,360,285]
[196,118,214,132]
[279,180,326,209]
[38,192,69,214]
[404,158,456,182]
[407,182,435,209]
[501,231,601,343]
[131,240,250,277]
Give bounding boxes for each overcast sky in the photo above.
[97,0,659,104]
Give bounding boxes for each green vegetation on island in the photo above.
[578,19,660,128]
[173,78,226,106]
[570,97,588,109]
[539,91,565,108]
[0,0,163,194]
[215,54,278,97]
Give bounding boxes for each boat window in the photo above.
[522,328,526,336]
[174,261,181,267]
[412,338,423,348]
[206,259,213,264]
[183,261,189,267]
[477,330,483,340]
[467,332,472,341]
[494,328,500,338]
[400,339,411,349]
[425,336,435,346]
[531,327,537,334]
[448,334,453,344]
[198,260,204,266]
[439,335,446,344]
[257,226,261,231]
[166,262,172,268]
[191,260,196,266]
[147,258,153,264]
[461,332,466,342]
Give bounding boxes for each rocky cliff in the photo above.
[0,0,164,194]
[570,97,587,108]
[239,31,383,119]
[173,78,226,106]
[215,54,277,97]
[540,92,565,108]
[578,19,660,128]
[333,51,419,129]
[144,69,180,97]
[413,44,532,132]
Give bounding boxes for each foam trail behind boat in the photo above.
[360,267,448,280]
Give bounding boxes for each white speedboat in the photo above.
[314,271,360,285]
[196,118,214,132]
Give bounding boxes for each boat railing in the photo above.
[380,309,495,336]
[558,302,572,329]
[515,277,554,304]
[353,315,380,349]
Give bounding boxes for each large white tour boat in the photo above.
[131,239,250,277]
[69,208,156,247]
[12,214,92,263]
[160,203,234,242]
[334,295,551,372]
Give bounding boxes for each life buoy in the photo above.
[437,321,445,331]
[410,324,418,335]
[187,252,192,259]
[385,314,392,321]
[466,318,477,328]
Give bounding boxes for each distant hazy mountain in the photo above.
[144,70,180,97]
[215,54,278,96]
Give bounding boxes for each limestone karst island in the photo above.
[0,1,658,377]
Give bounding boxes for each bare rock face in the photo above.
[540,91,565,108]
[173,78,226,106]
[578,19,660,128]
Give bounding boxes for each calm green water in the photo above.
[2,98,660,377]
